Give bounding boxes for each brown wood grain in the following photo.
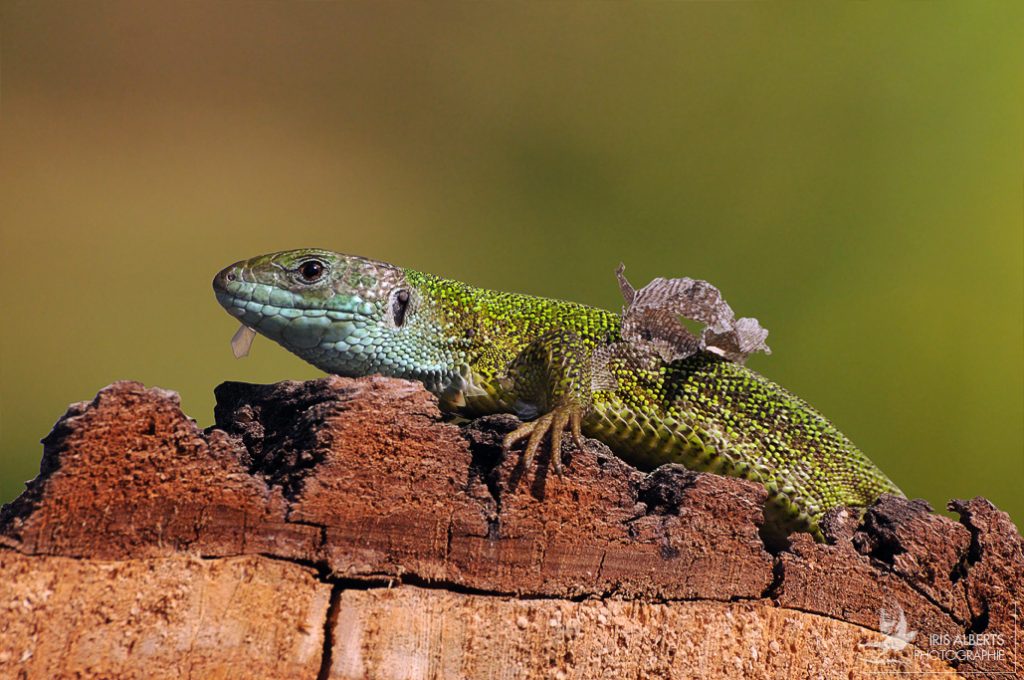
[1,377,1019,678]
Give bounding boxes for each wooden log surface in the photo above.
[1,377,1020,679]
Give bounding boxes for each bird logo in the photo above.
[863,600,918,660]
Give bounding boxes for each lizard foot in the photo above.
[501,406,586,475]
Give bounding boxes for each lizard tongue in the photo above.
[230,324,257,358]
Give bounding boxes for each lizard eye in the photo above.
[391,289,410,327]
[298,260,325,282]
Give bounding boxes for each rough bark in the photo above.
[1,377,1020,679]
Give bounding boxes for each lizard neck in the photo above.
[404,270,622,410]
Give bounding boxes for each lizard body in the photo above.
[213,249,903,540]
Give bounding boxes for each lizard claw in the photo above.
[502,406,586,475]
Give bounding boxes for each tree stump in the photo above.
[0,377,1020,679]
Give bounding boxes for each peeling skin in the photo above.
[616,263,771,365]
[231,324,257,358]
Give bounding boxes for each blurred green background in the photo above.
[1,2,1021,527]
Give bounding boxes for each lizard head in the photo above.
[213,248,455,388]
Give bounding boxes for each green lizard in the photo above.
[213,248,903,540]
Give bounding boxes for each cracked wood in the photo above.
[1,377,1021,679]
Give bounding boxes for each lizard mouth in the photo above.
[212,263,368,352]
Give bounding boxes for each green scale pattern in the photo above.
[587,355,902,539]
[405,270,902,539]
[215,250,904,541]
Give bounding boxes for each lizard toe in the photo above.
[501,406,587,475]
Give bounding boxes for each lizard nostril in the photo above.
[226,272,236,282]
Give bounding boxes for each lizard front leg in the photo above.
[500,330,593,475]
